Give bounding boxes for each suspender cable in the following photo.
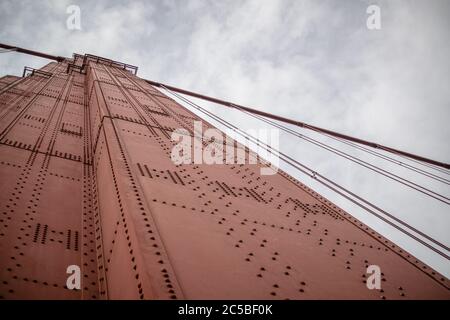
[317,131,450,184]
[160,85,450,260]
[237,109,450,204]
[395,153,450,177]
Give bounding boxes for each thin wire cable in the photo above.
[161,86,450,259]
[240,110,450,204]
[395,152,450,176]
[316,130,450,183]
[316,131,450,181]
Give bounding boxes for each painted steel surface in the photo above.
[0,58,448,299]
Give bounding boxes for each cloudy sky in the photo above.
[1,0,449,277]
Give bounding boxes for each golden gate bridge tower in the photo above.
[0,44,448,299]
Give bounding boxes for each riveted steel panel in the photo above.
[0,58,448,300]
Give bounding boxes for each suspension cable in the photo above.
[0,43,66,62]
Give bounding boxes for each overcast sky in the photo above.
[1,0,449,277]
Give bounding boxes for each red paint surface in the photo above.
[0,57,448,299]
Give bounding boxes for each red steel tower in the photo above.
[0,53,448,299]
